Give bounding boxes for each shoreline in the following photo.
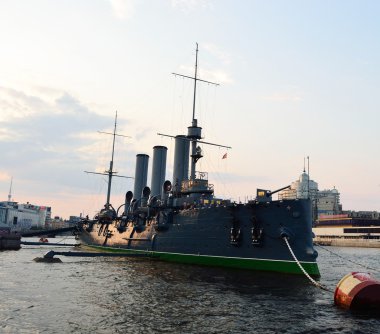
[314,238,380,248]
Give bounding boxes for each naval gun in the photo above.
[256,185,291,202]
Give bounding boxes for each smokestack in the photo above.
[172,135,190,192]
[133,154,149,200]
[150,146,168,198]
[124,191,133,215]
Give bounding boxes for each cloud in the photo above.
[0,127,14,141]
[135,127,152,141]
[0,171,11,182]
[0,85,130,187]
[108,0,135,20]
[0,88,105,143]
[171,0,213,12]
[201,69,233,84]
[260,93,303,102]
[178,65,233,84]
[203,43,231,65]
[0,85,141,217]
[0,86,50,119]
[175,43,233,84]
[258,87,304,103]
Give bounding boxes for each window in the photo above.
[0,209,6,224]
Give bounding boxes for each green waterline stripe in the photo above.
[86,245,320,276]
[85,244,319,267]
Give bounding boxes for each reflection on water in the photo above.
[1,238,379,333]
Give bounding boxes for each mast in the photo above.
[173,43,220,180]
[84,111,133,207]
[8,177,13,202]
[188,44,200,180]
[163,43,230,185]
[192,43,198,122]
[106,111,118,207]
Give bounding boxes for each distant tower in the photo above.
[8,177,13,202]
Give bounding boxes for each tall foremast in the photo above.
[189,43,201,180]
[170,43,230,183]
[192,43,199,122]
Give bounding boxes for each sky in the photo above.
[0,0,379,219]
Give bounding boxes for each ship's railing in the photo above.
[181,171,214,193]
[196,171,208,180]
[181,179,209,192]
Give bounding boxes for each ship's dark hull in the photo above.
[80,199,319,276]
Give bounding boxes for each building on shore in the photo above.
[0,201,51,231]
[278,170,380,247]
[278,169,341,220]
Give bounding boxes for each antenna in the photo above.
[8,176,13,202]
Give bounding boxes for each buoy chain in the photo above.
[283,237,333,293]
[314,243,380,274]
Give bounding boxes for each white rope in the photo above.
[283,237,333,292]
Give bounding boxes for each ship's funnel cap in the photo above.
[163,180,172,193]
[142,186,151,198]
[125,191,133,203]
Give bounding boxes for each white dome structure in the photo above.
[280,170,318,201]
[278,170,341,220]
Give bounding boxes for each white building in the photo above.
[0,201,50,231]
[278,170,318,201]
[278,170,341,219]
[316,188,341,218]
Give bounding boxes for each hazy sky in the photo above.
[1,0,379,218]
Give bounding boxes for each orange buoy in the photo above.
[334,272,380,312]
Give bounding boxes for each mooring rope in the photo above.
[314,242,380,274]
[55,236,68,244]
[283,237,333,293]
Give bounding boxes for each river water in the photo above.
[1,237,379,333]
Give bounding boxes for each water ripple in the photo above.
[1,239,380,333]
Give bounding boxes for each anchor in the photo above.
[34,250,154,263]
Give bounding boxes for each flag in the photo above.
[222,153,227,159]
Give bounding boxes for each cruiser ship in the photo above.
[79,45,319,276]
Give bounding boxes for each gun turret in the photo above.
[256,185,290,202]
[267,185,291,197]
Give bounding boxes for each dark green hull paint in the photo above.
[84,244,320,277]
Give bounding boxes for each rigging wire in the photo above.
[314,242,380,274]
[170,73,177,136]
[202,147,233,200]
[180,76,185,129]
